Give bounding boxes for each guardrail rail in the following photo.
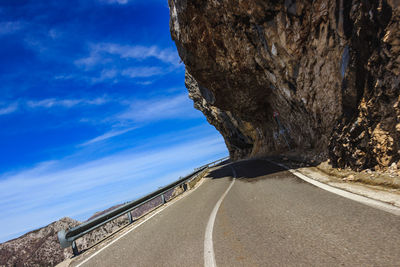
[58,156,229,255]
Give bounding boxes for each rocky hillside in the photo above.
[0,217,80,267]
[0,215,134,267]
[0,196,165,267]
[169,0,400,171]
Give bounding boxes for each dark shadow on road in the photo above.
[207,164,234,179]
[234,159,285,179]
[207,158,311,184]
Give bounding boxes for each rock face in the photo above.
[169,0,400,170]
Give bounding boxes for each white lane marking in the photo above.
[204,166,236,267]
[266,160,400,216]
[75,178,208,267]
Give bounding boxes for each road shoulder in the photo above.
[265,158,400,215]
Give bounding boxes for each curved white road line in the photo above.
[75,177,208,267]
[204,165,236,267]
[266,160,400,216]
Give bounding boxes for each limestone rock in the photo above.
[169,0,400,170]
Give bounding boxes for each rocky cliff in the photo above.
[169,0,400,170]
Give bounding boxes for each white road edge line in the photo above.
[266,160,400,216]
[75,177,208,267]
[204,165,236,267]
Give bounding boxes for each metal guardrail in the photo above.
[194,157,229,171]
[58,156,229,255]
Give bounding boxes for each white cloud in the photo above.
[48,28,63,40]
[88,66,167,84]
[0,21,24,36]
[0,97,107,116]
[100,0,129,4]
[90,69,119,83]
[74,43,182,83]
[0,133,228,242]
[136,80,154,86]
[26,96,109,109]
[75,54,108,69]
[86,97,109,105]
[105,43,180,65]
[75,43,180,69]
[121,67,164,78]
[27,98,81,108]
[54,74,76,80]
[0,103,18,116]
[78,93,201,146]
[80,126,137,146]
[118,94,201,123]
[78,93,202,147]
[98,0,167,5]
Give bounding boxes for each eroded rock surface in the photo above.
[169,0,400,170]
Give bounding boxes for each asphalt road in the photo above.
[72,159,400,267]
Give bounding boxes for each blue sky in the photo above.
[0,0,227,243]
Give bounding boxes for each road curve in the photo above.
[72,159,400,267]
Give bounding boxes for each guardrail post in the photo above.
[127,212,133,224]
[161,194,166,204]
[72,241,79,256]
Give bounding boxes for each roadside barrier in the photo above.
[58,156,229,255]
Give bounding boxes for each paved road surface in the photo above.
[72,159,400,266]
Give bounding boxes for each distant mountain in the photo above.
[0,193,169,267]
[86,204,123,221]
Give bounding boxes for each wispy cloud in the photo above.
[75,43,181,69]
[121,67,164,78]
[26,96,109,109]
[0,132,227,242]
[0,103,18,116]
[118,94,200,123]
[80,126,137,146]
[48,28,63,40]
[135,80,154,86]
[88,66,166,84]
[0,21,24,36]
[0,97,111,117]
[97,0,167,5]
[74,43,181,84]
[89,69,119,83]
[27,99,81,108]
[79,93,201,146]
[100,0,129,4]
